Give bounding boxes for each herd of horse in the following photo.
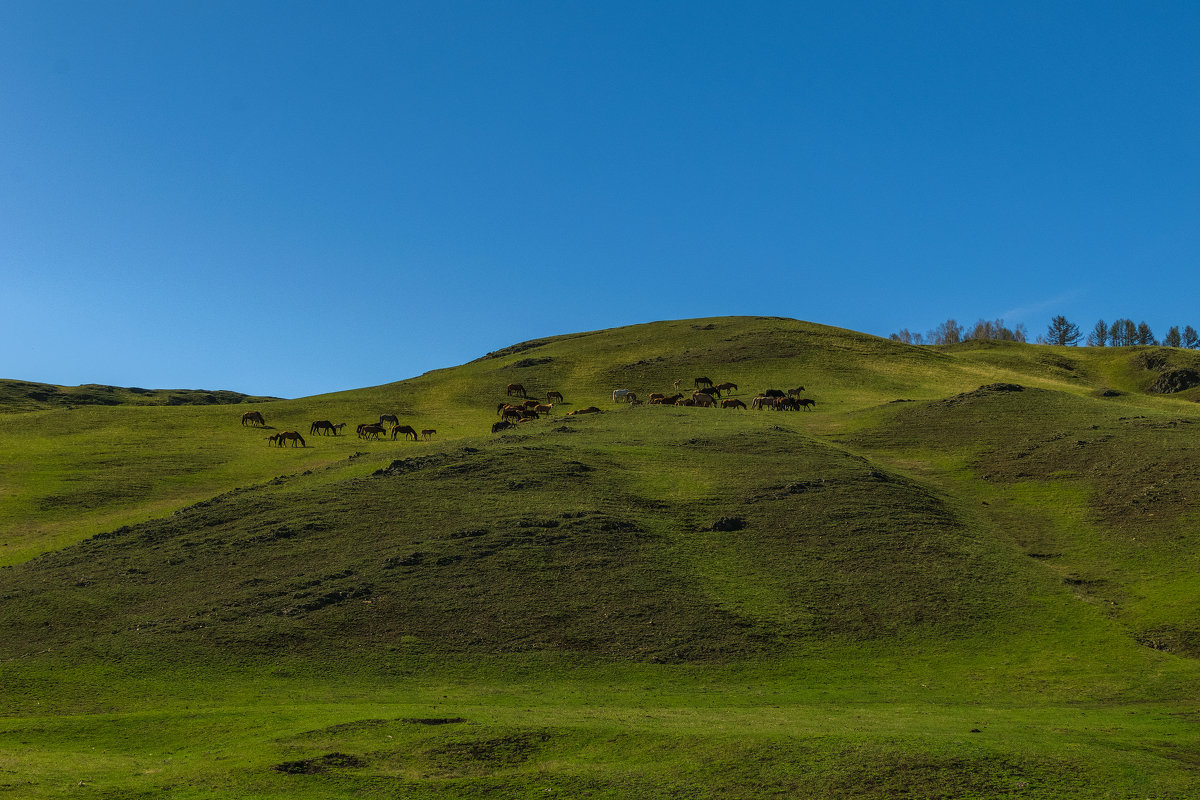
[241,410,435,447]
[491,378,817,432]
[242,375,817,446]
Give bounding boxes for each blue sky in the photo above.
[3,2,1198,397]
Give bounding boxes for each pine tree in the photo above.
[1136,321,1156,346]
[1163,326,1182,348]
[1184,325,1199,349]
[1087,319,1108,347]
[1045,315,1081,346]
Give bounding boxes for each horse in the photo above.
[720,398,747,410]
[390,424,419,441]
[694,377,714,389]
[786,386,807,398]
[331,422,346,434]
[567,406,601,415]
[762,389,785,398]
[775,397,800,411]
[241,411,265,427]
[506,383,527,398]
[546,390,564,403]
[277,430,306,447]
[613,389,632,403]
[714,382,738,395]
[421,429,436,440]
[533,404,554,415]
[502,407,525,423]
[692,392,716,407]
[492,420,514,433]
[266,433,282,446]
[358,423,386,440]
[751,396,772,410]
[379,414,399,427]
[797,398,816,410]
[310,420,336,435]
[672,379,682,390]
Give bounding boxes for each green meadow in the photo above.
[3,316,1200,798]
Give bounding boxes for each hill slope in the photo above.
[4,316,1200,798]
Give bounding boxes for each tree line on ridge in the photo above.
[890,317,1200,348]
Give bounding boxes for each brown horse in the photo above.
[714,382,738,395]
[506,383,527,398]
[492,420,514,433]
[390,424,419,441]
[546,390,564,403]
[358,423,386,440]
[751,396,771,410]
[692,391,716,407]
[266,433,282,446]
[310,420,337,435]
[786,386,807,398]
[797,398,816,410]
[379,414,399,427]
[694,376,714,389]
[567,406,601,416]
[421,429,436,440]
[533,404,554,415]
[720,398,747,410]
[241,411,265,427]
[277,430,306,447]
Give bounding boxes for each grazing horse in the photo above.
[421,429,436,440]
[797,398,816,410]
[762,389,785,398]
[379,414,399,427]
[714,382,738,395]
[501,407,525,423]
[720,398,747,410]
[613,389,632,403]
[546,390,564,403]
[692,393,716,408]
[751,396,772,410]
[277,430,306,447]
[694,376,714,389]
[506,383,527,398]
[492,420,514,433]
[310,420,336,435]
[533,404,554,415]
[331,422,346,434]
[390,424,419,441]
[241,411,265,427]
[786,386,807,398]
[358,423,386,440]
[266,433,281,446]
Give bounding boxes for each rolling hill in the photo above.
[3,316,1200,798]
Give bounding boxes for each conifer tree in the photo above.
[1045,315,1081,346]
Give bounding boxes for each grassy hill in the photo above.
[3,316,1200,798]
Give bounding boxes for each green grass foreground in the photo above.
[3,316,1200,798]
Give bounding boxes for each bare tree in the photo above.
[1045,315,1082,346]
[1086,319,1108,347]
[928,319,963,345]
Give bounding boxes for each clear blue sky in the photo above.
[3,2,1197,397]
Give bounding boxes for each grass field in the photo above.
[3,316,1200,797]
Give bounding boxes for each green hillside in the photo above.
[3,316,1200,798]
